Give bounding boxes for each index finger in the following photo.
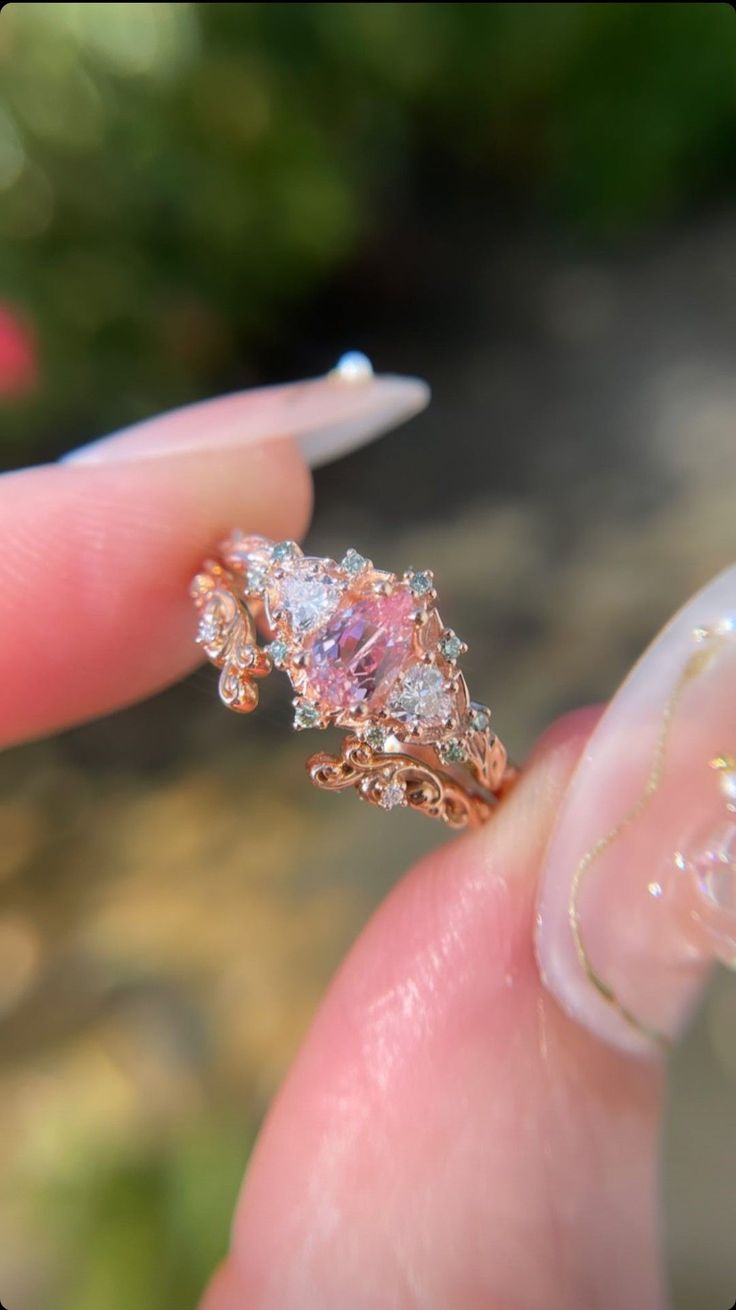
[0,367,428,746]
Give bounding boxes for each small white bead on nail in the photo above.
[331,351,374,383]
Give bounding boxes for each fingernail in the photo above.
[536,563,736,1057]
[62,354,430,469]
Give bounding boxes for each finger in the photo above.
[0,443,309,746]
[64,355,429,470]
[0,366,428,746]
[204,710,665,1310]
[537,562,736,1054]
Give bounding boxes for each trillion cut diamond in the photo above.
[274,563,342,634]
[388,664,453,731]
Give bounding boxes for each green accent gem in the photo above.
[246,564,268,593]
[294,701,320,729]
[470,707,490,732]
[439,634,463,661]
[364,724,387,752]
[266,640,288,667]
[341,548,368,576]
[272,540,296,562]
[408,570,433,596]
[440,737,466,764]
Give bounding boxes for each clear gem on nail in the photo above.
[688,821,736,915]
[333,351,374,383]
[719,770,736,810]
[673,818,736,963]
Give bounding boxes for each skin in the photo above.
[2,397,665,1310]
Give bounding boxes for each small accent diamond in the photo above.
[407,570,433,597]
[379,780,406,810]
[439,633,464,661]
[293,701,320,730]
[196,606,223,647]
[439,737,466,764]
[364,723,387,752]
[341,548,369,576]
[272,540,297,563]
[469,706,490,733]
[196,592,236,652]
[246,564,268,594]
[266,639,289,667]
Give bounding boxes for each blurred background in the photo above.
[1,3,736,1307]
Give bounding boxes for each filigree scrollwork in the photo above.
[308,737,493,829]
[191,565,272,713]
[192,534,517,825]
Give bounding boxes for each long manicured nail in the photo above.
[62,354,429,469]
[536,563,736,1056]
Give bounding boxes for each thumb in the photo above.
[202,708,664,1310]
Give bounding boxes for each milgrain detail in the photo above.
[308,735,495,828]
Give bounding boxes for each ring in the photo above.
[191,533,517,828]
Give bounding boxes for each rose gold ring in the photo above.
[191,533,517,828]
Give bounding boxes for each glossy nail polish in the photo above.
[536,564,736,1056]
[62,357,430,469]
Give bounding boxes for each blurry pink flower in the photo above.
[0,306,37,397]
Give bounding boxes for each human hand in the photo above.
[5,368,733,1310]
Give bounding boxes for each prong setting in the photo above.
[193,536,507,823]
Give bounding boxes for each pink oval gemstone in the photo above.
[303,589,415,712]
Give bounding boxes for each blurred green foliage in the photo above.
[1,2,735,455]
[47,1117,250,1310]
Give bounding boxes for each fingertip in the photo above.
[0,436,312,744]
[199,1258,245,1310]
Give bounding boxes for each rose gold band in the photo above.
[191,533,516,828]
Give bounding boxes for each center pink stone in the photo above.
[303,589,415,712]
